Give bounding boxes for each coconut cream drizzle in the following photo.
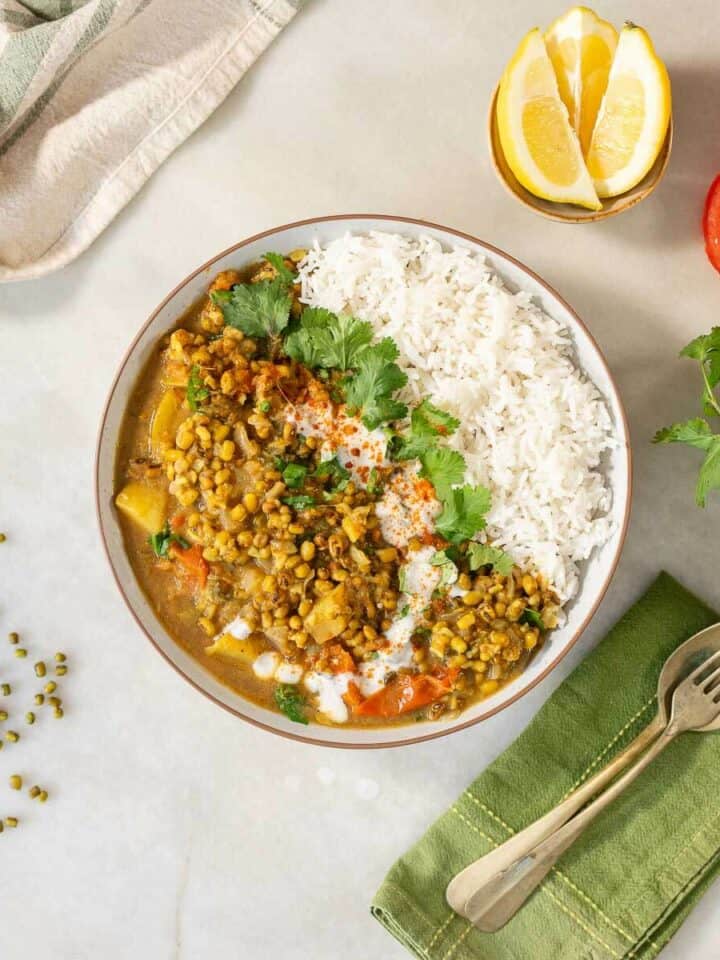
[283,385,445,722]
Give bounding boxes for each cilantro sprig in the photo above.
[521,608,546,630]
[343,339,408,429]
[274,684,308,724]
[286,308,374,370]
[314,456,350,492]
[391,398,460,460]
[467,542,514,576]
[263,251,297,286]
[430,550,459,588]
[653,327,720,506]
[281,462,308,489]
[212,279,292,340]
[435,484,492,545]
[148,523,190,558]
[187,364,209,412]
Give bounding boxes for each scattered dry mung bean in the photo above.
[47,697,60,709]
[55,653,66,663]
[0,820,3,832]
[55,665,68,677]
[34,694,44,706]
[8,632,18,644]
[4,817,18,828]
[5,731,19,742]
[53,707,64,719]
[14,649,27,659]
[9,775,21,790]
[34,662,46,678]
[1,684,10,696]
[0,533,6,542]
[25,713,35,725]
[39,790,48,803]
[44,682,57,694]
[0,710,7,721]
[28,786,40,799]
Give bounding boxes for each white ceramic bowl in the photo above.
[96,215,631,748]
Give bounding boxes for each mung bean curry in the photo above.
[115,252,562,727]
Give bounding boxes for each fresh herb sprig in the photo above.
[187,364,209,411]
[343,339,408,428]
[388,396,490,542]
[281,462,308,489]
[148,523,190,558]
[521,608,546,630]
[263,251,297,286]
[212,280,292,340]
[653,327,720,506]
[274,684,308,724]
[467,542,514,576]
[314,456,350,492]
[430,550,460,588]
[210,252,296,347]
[285,308,374,370]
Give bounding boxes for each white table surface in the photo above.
[1,1,719,956]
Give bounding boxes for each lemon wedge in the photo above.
[497,28,601,210]
[544,6,618,155]
[585,23,671,198]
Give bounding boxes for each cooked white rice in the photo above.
[297,231,616,601]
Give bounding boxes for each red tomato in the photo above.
[703,175,720,273]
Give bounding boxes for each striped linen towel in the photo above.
[0,0,302,282]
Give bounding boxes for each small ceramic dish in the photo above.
[95,215,632,748]
[488,85,673,223]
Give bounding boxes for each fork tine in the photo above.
[687,649,720,685]
[702,664,720,693]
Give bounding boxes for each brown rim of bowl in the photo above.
[95,213,633,749]
[487,85,673,224]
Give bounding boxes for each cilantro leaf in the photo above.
[274,684,308,724]
[212,278,291,338]
[282,495,316,511]
[430,549,459,588]
[186,364,209,411]
[653,418,720,506]
[390,398,460,461]
[467,542,514,576]
[285,308,373,370]
[344,341,408,429]
[311,312,374,370]
[284,307,336,367]
[367,467,383,495]
[435,484,492,544]
[680,327,720,366]
[680,327,720,416]
[418,447,466,497]
[314,456,350,492]
[282,463,308,489]
[148,523,190,558]
[263,252,296,286]
[521,608,546,630]
[656,328,720,506]
[653,418,715,450]
[411,398,460,438]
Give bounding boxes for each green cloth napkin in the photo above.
[372,573,720,960]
